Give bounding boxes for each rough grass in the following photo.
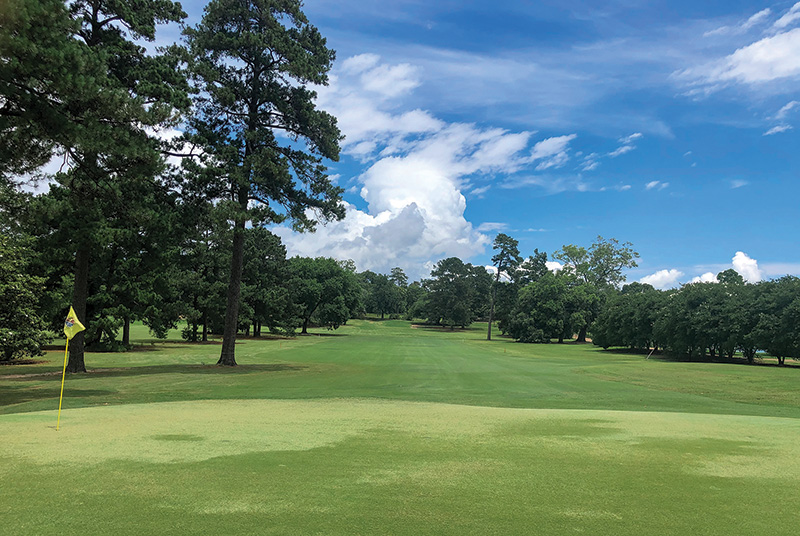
[1,320,799,535]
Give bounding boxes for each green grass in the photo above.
[1,320,799,535]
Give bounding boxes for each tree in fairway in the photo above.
[288,257,361,334]
[184,0,344,366]
[423,257,491,329]
[487,233,522,340]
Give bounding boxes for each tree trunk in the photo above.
[302,318,309,334]
[122,315,130,347]
[218,216,246,366]
[67,245,90,373]
[577,325,587,343]
[487,271,500,341]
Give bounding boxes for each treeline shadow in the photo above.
[600,347,800,369]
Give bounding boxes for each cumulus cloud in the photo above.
[640,269,684,289]
[546,261,563,272]
[732,251,762,282]
[691,272,718,284]
[275,55,562,278]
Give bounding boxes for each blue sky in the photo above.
[186,1,799,284]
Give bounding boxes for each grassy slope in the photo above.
[1,320,799,535]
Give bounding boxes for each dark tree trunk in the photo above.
[67,245,90,373]
[302,318,309,334]
[218,215,246,366]
[487,271,500,341]
[122,315,130,347]
[381,311,384,320]
[577,325,587,343]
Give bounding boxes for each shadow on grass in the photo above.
[3,363,308,382]
[0,385,116,407]
[599,347,800,369]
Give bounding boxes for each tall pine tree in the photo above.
[184,0,344,366]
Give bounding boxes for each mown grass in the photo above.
[1,320,799,535]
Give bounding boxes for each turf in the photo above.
[1,320,799,535]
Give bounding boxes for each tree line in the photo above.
[1,0,344,368]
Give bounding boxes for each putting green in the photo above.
[2,399,798,535]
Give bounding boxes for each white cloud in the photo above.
[775,100,800,119]
[608,132,643,158]
[744,8,773,29]
[704,8,772,37]
[691,272,718,284]
[645,180,669,190]
[730,179,749,188]
[619,132,643,144]
[608,145,634,157]
[732,251,762,282]
[640,269,684,289]
[774,2,800,29]
[530,134,577,170]
[692,28,800,85]
[764,124,793,135]
[546,261,563,272]
[476,222,508,232]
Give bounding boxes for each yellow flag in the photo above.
[63,306,85,340]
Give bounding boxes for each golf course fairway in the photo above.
[1,320,798,535]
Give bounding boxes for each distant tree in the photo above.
[0,185,51,361]
[423,257,491,329]
[487,234,522,341]
[496,249,548,336]
[506,272,569,343]
[241,228,295,336]
[288,257,361,334]
[592,282,664,350]
[752,276,800,366]
[554,236,639,341]
[184,0,344,365]
[362,272,401,319]
[554,236,639,290]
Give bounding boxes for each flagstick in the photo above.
[56,339,69,431]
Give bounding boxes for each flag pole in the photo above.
[56,339,69,431]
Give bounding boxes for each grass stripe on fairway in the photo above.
[1,399,798,535]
